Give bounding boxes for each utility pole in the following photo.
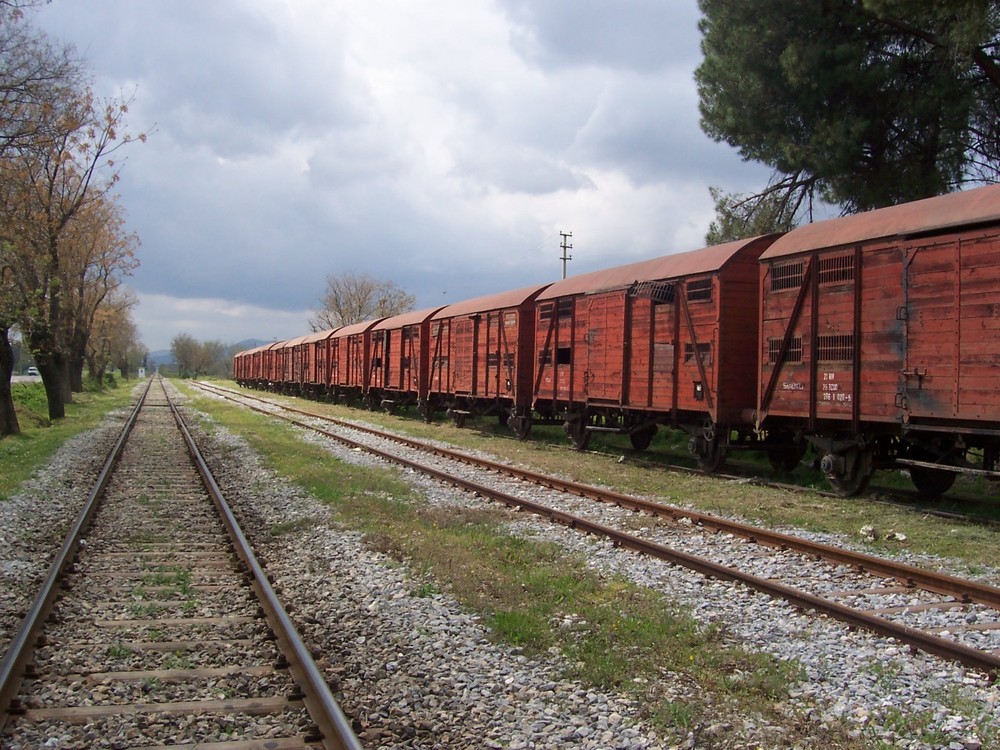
[559,231,573,279]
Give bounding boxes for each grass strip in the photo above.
[0,381,136,502]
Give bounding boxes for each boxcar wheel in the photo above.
[909,465,956,498]
[825,447,874,497]
[629,425,657,452]
[510,411,532,440]
[696,437,725,472]
[417,399,434,424]
[828,471,872,497]
[563,418,591,451]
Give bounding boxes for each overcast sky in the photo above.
[32,0,769,353]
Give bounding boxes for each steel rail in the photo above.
[203,383,1000,611]
[166,382,363,750]
[0,377,153,734]
[201,383,1000,678]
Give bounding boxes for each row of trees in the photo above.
[0,1,145,435]
[697,0,1000,241]
[170,333,236,379]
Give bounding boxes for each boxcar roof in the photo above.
[279,334,311,349]
[302,327,339,343]
[763,183,1000,259]
[331,319,383,338]
[536,237,770,300]
[430,284,552,320]
[371,306,446,331]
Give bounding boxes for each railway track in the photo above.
[0,378,362,749]
[196,382,1000,680]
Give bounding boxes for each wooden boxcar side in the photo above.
[232,347,249,385]
[282,335,309,393]
[758,183,1000,495]
[329,320,383,402]
[298,328,338,397]
[427,285,549,431]
[531,236,777,459]
[368,307,444,411]
[261,341,285,390]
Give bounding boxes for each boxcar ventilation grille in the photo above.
[627,280,675,304]
[770,262,804,292]
[818,255,854,284]
[686,278,713,302]
[768,337,803,364]
[818,334,855,362]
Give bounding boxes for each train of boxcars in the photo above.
[234,184,1000,498]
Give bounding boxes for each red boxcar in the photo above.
[261,340,285,390]
[232,346,251,385]
[758,183,1000,496]
[426,284,550,432]
[531,236,777,463]
[297,328,339,397]
[280,335,310,393]
[238,343,270,388]
[328,319,384,402]
[368,307,445,412]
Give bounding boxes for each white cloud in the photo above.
[137,293,310,353]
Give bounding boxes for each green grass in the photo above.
[180,382,862,747]
[0,380,136,502]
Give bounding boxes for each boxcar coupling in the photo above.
[235,184,1000,498]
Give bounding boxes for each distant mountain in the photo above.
[147,349,174,367]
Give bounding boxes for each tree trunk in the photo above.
[59,354,72,406]
[69,350,84,392]
[86,352,98,382]
[34,353,68,420]
[69,327,89,393]
[0,328,20,437]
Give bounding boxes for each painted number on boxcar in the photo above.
[821,371,853,405]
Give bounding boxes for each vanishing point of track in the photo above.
[0,378,362,749]
[197,382,1000,681]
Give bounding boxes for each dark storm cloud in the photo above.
[498,0,699,71]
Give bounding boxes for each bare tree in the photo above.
[309,271,415,330]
